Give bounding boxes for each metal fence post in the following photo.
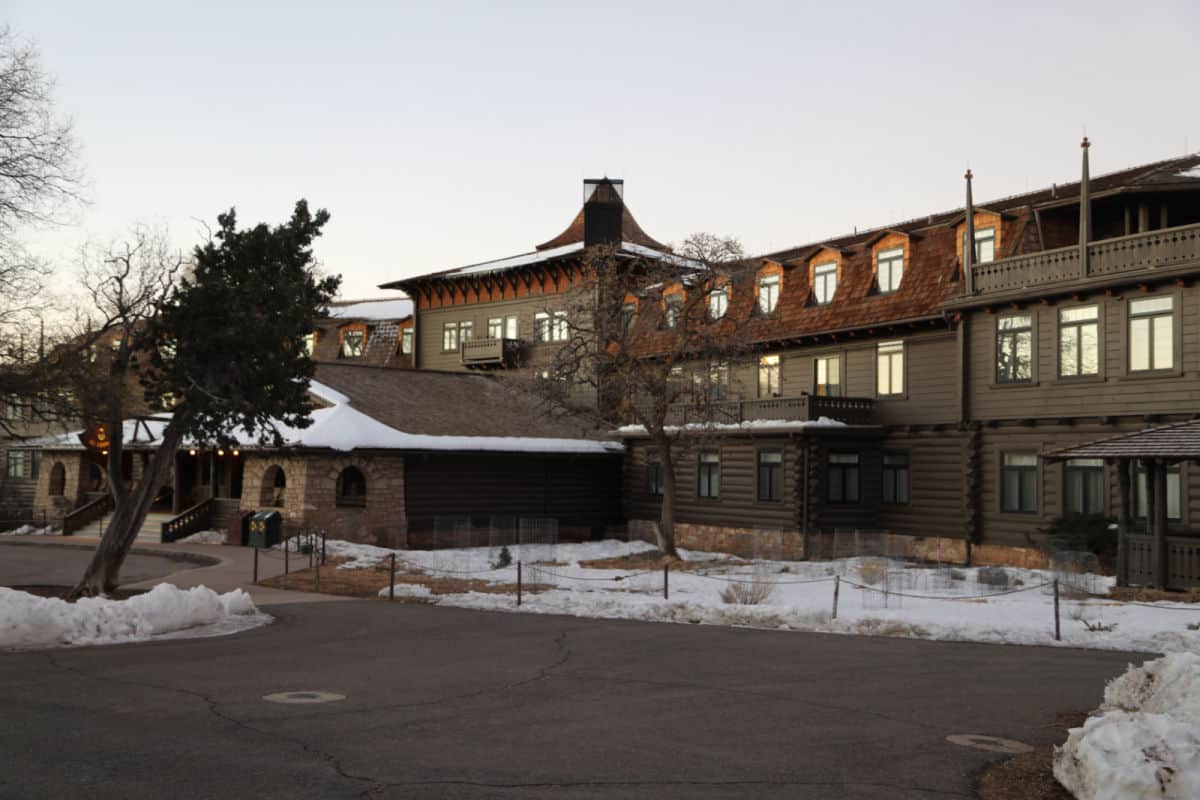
[517,561,523,607]
[321,530,327,566]
[389,553,396,601]
[1053,579,1061,641]
[663,562,669,600]
[285,539,289,575]
[832,575,840,620]
[253,546,259,584]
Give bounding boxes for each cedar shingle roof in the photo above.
[536,204,667,252]
[1044,419,1200,461]
[312,363,608,440]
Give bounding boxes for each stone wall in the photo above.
[32,451,88,524]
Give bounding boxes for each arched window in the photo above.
[259,465,286,507]
[49,462,66,496]
[336,466,366,507]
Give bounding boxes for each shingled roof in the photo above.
[1044,419,1200,461]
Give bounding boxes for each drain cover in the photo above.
[262,691,346,705]
[946,734,1033,754]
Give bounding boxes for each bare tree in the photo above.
[541,233,755,556]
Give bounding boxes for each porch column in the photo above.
[1151,459,1169,589]
[1115,457,1131,587]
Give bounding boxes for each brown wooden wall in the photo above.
[875,431,969,540]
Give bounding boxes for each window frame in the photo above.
[1133,461,1184,523]
[814,354,843,397]
[533,312,551,343]
[441,321,460,353]
[1126,294,1178,376]
[663,293,683,329]
[875,246,904,294]
[876,340,905,398]
[400,328,414,355]
[812,262,838,306]
[1063,458,1106,516]
[757,272,781,315]
[1000,453,1039,515]
[504,315,519,340]
[697,450,721,500]
[995,312,1035,385]
[758,354,781,398]
[646,453,664,497]
[487,317,503,339]
[340,329,365,359]
[964,226,997,264]
[756,448,785,503]
[827,452,860,504]
[882,451,911,505]
[1057,304,1102,380]
[5,450,32,479]
[708,286,728,321]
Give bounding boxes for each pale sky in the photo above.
[8,1,1200,299]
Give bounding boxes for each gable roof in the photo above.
[323,297,413,322]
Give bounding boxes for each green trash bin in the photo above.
[248,510,282,548]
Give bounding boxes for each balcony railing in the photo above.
[662,395,875,427]
[461,337,523,368]
[970,221,1200,295]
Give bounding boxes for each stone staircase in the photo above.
[76,510,177,543]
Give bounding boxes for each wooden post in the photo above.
[1053,579,1061,641]
[253,546,259,584]
[315,557,320,592]
[284,538,289,575]
[1152,460,1169,589]
[1117,458,1132,587]
[517,561,523,607]
[389,553,396,600]
[663,562,669,600]
[832,575,840,620]
[321,531,327,566]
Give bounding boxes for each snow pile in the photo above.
[175,529,227,545]
[1,524,62,536]
[377,583,433,599]
[1054,654,1200,799]
[0,584,268,650]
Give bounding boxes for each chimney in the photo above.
[583,178,624,247]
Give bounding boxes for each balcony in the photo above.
[461,337,524,369]
[662,395,875,427]
[969,222,1200,296]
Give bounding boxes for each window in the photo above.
[815,356,842,397]
[459,321,474,343]
[965,227,996,263]
[697,451,721,499]
[302,333,316,356]
[667,365,684,395]
[758,354,781,398]
[1135,462,1182,521]
[757,273,780,314]
[336,466,367,508]
[663,293,682,328]
[996,314,1033,383]
[828,453,859,503]
[1064,459,1105,516]
[442,322,460,352]
[708,287,728,320]
[504,315,519,339]
[400,328,413,355]
[1129,296,1174,372]
[882,452,910,504]
[2,395,24,422]
[6,451,31,479]
[646,457,664,496]
[487,317,503,339]
[260,465,287,507]
[534,312,550,342]
[621,303,637,336]
[1059,306,1099,377]
[757,450,784,502]
[704,362,730,401]
[341,330,365,358]
[1001,454,1038,513]
[876,341,904,396]
[535,311,567,342]
[876,247,904,293]
[813,262,837,305]
[551,311,568,341]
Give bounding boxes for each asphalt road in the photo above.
[0,598,1137,800]
[0,541,197,589]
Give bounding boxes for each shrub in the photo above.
[1043,515,1117,564]
[720,580,775,605]
[491,545,512,570]
[977,566,1011,588]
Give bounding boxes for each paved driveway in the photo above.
[0,540,197,588]
[0,599,1136,799]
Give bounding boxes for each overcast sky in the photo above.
[8,1,1200,299]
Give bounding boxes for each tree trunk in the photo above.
[656,438,679,557]
[69,424,186,598]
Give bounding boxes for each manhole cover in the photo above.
[946,734,1033,754]
[262,691,346,705]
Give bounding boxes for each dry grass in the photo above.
[976,712,1084,800]
[858,558,888,586]
[719,580,775,605]
[578,550,716,572]
[259,564,550,600]
[1108,585,1200,604]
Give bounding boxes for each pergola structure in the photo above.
[1045,419,1200,589]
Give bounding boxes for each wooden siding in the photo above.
[875,431,969,540]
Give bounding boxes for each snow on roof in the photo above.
[1177,165,1200,179]
[441,241,694,278]
[614,417,849,436]
[324,298,413,321]
[28,384,622,456]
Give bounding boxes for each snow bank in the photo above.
[1,524,62,536]
[0,584,268,650]
[175,529,228,545]
[1055,654,1200,799]
[376,583,433,599]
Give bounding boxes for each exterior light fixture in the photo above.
[188,448,197,456]
[217,449,225,456]
[232,449,240,457]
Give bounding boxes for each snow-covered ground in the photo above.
[175,529,228,545]
[0,524,62,536]
[1054,653,1200,799]
[0,584,270,650]
[323,538,1200,654]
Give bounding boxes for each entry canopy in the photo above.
[1043,419,1200,463]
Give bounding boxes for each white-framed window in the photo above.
[757,273,780,314]
[697,451,721,499]
[876,247,904,293]
[815,356,842,397]
[3,394,25,422]
[504,315,519,340]
[5,450,32,479]
[551,311,568,341]
[813,262,837,305]
[965,226,996,263]
[756,450,784,502]
[996,314,1033,383]
[487,317,503,339]
[400,329,413,355]
[1001,453,1038,513]
[705,362,730,401]
[442,322,459,352]
[876,340,904,396]
[708,287,728,320]
[459,321,474,343]
[1129,296,1174,372]
[663,293,683,329]
[534,312,550,342]
[758,354,781,398]
[341,329,365,358]
[1059,305,1100,377]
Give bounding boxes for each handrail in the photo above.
[63,493,114,536]
[662,395,875,426]
[161,498,214,543]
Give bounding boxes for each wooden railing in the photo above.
[663,395,875,426]
[461,337,523,368]
[1125,533,1200,590]
[161,498,213,543]
[970,222,1200,294]
[63,493,114,536]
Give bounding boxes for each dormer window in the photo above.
[813,262,838,305]
[757,272,780,314]
[965,227,996,263]
[876,247,904,293]
[621,302,637,336]
[663,293,683,329]
[708,287,728,320]
[341,330,364,358]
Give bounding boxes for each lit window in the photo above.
[757,273,780,314]
[1129,296,1174,372]
[708,287,728,320]
[551,311,569,341]
[504,316,519,340]
[341,330,365,358]
[400,329,413,355]
[442,322,459,352]
[1064,459,1105,515]
[964,227,996,263]
[698,451,721,499]
[487,318,503,339]
[1001,453,1038,513]
[460,321,474,342]
[1059,306,1099,377]
[534,312,550,342]
[996,314,1033,383]
[302,333,315,356]
[876,341,904,396]
[815,356,842,397]
[876,247,904,293]
[705,362,730,401]
[813,262,837,305]
[758,354,781,398]
[663,293,683,329]
[882,452,910,504]
[757,450,783,502]
[828,453,859,503]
